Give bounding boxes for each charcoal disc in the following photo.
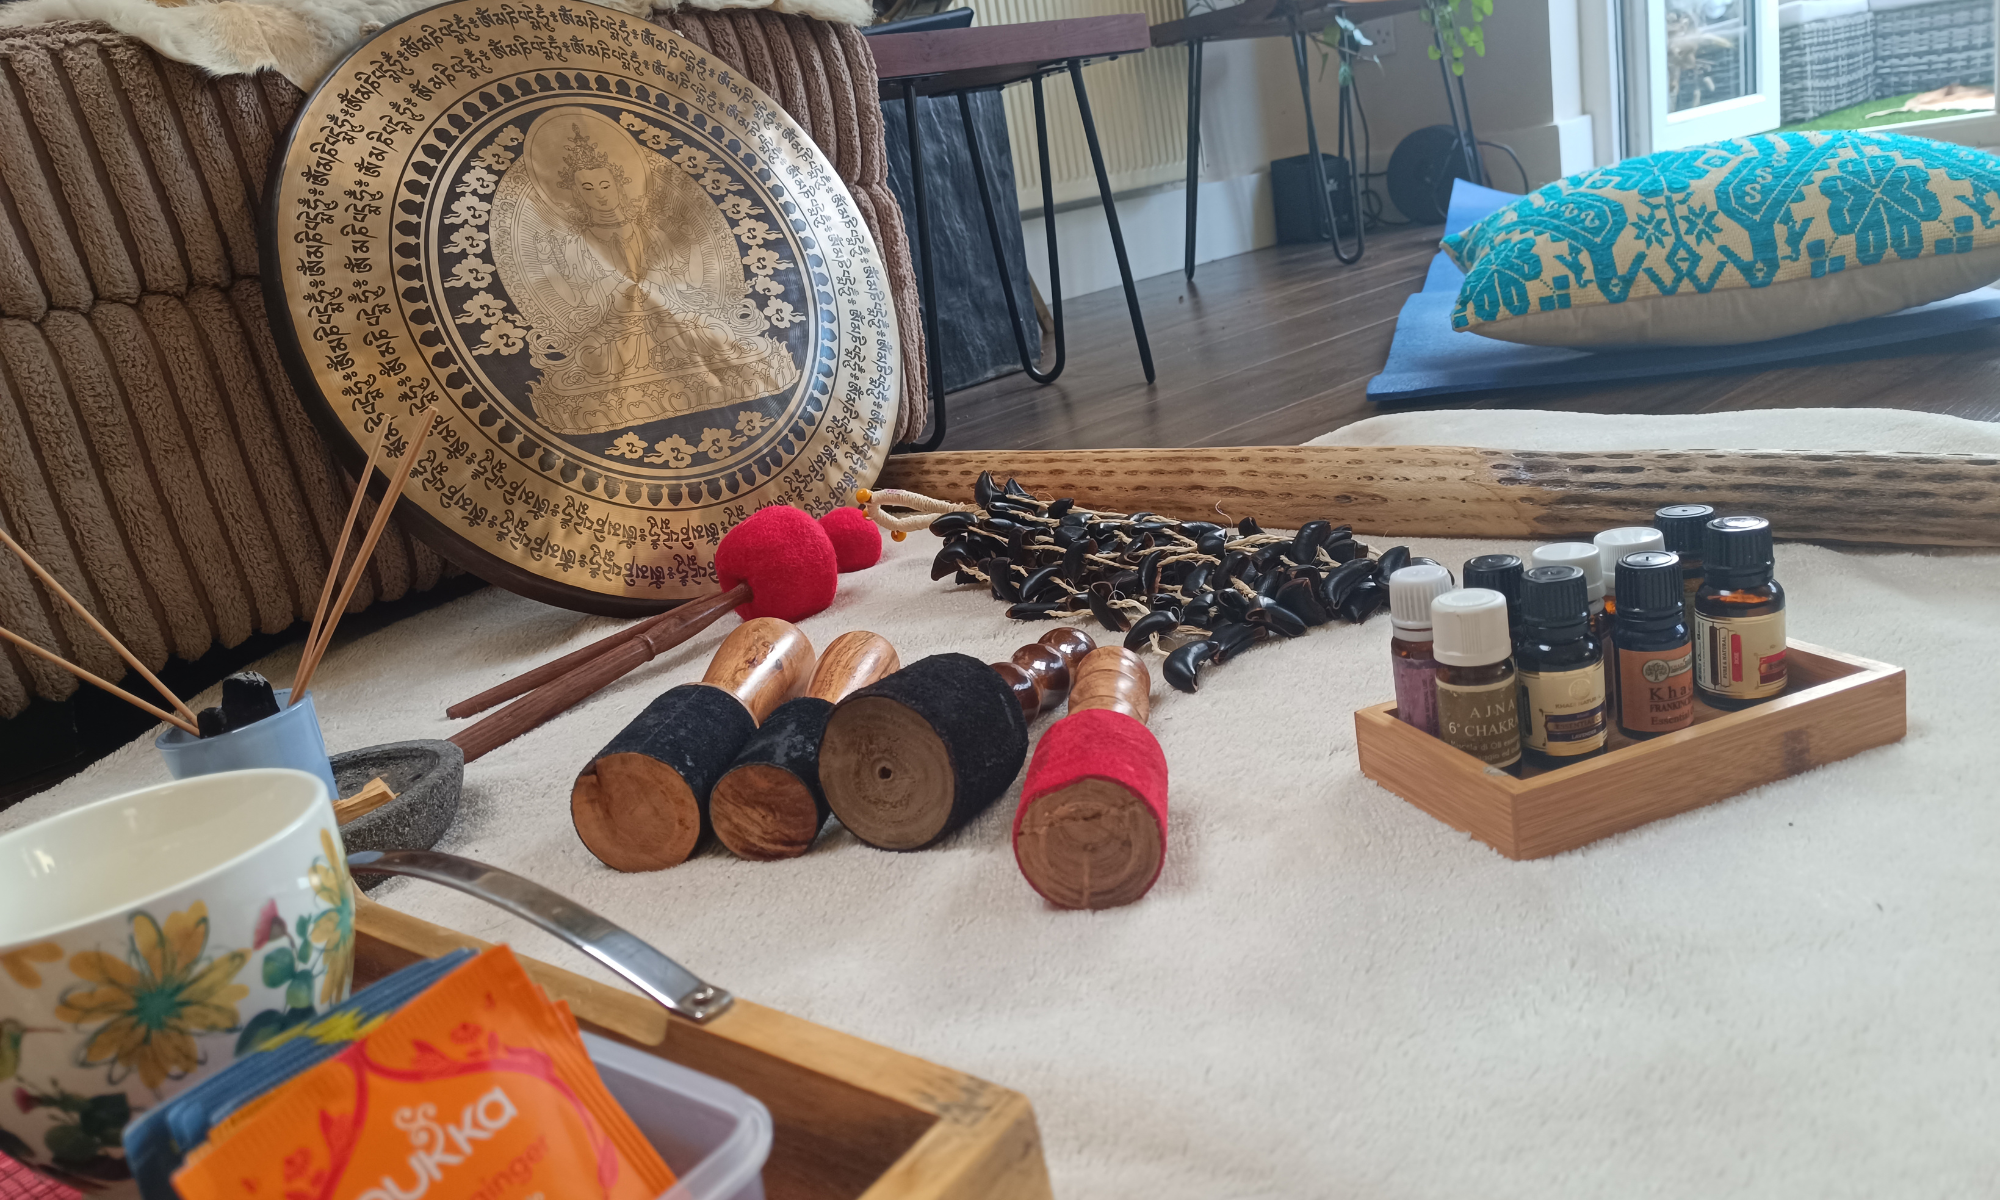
[265,0,898,613]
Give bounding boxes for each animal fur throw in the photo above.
[0,0,874,89]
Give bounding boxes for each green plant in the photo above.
[1314,16,1380,88]
[1425,0,1494,76]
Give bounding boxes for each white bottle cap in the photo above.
[1430,588,1512,667]
[1388,564,1454,633]
[1532,542,1604,602]
[1594,527,1665,588]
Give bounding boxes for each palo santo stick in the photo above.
[333,776,398,824]
[445,608,681,720]
[0,624,198,734]
[301,421,392,690]
[0,525,196,725]
[291,409,437,704]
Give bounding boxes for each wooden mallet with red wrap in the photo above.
[1013,645,1169,911]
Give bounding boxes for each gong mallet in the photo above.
[572,617,815,873]
[1013,646,1168,911]
[449,505,838,763]
[709,631,900,861]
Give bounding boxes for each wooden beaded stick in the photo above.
[817,628,1094,854]
[0,524,198,730]
[290,408,437,705]
[1014,646,1168,911]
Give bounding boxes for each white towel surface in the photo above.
[11,409,2000,1198]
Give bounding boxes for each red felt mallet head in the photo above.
[819,506,883,572]
[715,504,840,621]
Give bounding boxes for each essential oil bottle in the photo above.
[1594,527,1665,621]
[1531,543,1605,639]
[1613,551,1695,738]
[1462,554,1524,636]
[1654,504,1715,605]
[1694,515,1787,707]
[1388,564,1454,736]
[1431,588,1521,769]
[1515,565,1607,767]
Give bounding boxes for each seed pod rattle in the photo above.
[710,631,900,861]
[1013,647,1167,910]
[572,617,814,873]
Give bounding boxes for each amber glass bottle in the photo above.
[1613,551,1695,738]
[1654,503,1715,606]
[1694,515,1787,708]
[1515,565,1607,767]
[1432,589,1520,769]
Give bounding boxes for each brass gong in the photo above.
[264,0,898,614]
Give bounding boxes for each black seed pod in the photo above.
[1164,640,1216,693]
[1006,601,1063,620]
[1376,545,1411,578]
[1237,517,1262,536]
[1180,562,1213,594]
[1246,597,1307,638]
[974,471,1002,509]
[1196,531,1228,558]
[1292,520,1332,564]
[1320,558,1377,612]
[1339,580,1386,623]
[1181,521,1224,540]
[1214,587,1251,624]
[1137,549,1166,596]
[1219,550,1253,585]
[1062,539,1094,582]
[1019,564,1063,603]
[1180,592,1218,629]
[1322,536,1362,564]
[1005,477,1032,498]
[1087,581,1129,632]
[1256,572,1287,600]
[1046,498,1074,520]
[930,511,973,537]
[1208,621,1259,662]
[1123,609,1181,650]
[1275,577,1330,626]
[985,559,1022,602]
[931,544,973,581]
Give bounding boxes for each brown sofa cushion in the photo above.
[0,15,922,717]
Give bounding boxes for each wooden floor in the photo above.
[941,223,2000,450]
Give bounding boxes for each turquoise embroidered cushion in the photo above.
[1440,131,2000,346]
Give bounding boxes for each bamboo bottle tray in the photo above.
[354,900,1051,1200]
[1354,641,1906,859]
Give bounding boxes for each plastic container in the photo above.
[584,1032,774,1200]
[155,687,338,796]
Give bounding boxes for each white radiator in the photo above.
[976,0,1191,213]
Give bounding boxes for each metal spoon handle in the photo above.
[347,849,732,1023]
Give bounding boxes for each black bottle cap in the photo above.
[1462,554,1524,611]
[1705,515,1773,583]
[1615,550,1683,616]
[1654,504,1715,555]
[1520,564,1587,626]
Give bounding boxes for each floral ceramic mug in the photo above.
[0,768,354,1194]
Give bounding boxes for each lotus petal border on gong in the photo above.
[265,0,898,612]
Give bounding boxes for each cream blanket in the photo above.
[12,409,2000,1198]
[0,0,874,89]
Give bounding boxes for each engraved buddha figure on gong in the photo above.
[489,106,799,436]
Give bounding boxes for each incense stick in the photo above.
[0,525,197,725]
[0,624,199,734]
[299,421,392,692]
[290,409,437,704]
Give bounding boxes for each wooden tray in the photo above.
[355,900,1051,1200]
[1353,640,1905,859]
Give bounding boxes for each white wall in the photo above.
[1023,0,1597,299]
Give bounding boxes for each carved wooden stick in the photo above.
[880,446,2000,547]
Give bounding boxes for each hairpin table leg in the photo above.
[1183,37,1204,281]
[1069,58,1154,384]
[961,89,1063,384]
[1292,25,1362,266]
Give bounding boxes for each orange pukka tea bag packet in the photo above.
[172,945,675,1200]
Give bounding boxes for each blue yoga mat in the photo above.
[1367,180,2000,402]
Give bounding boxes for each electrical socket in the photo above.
[1355,16,1395,56]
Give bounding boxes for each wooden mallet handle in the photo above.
[445,608,682,719]
[450,584,749,763]
[1014,647,1168,911]
[700,616,816,723]
[569,617,814,873]
[710,631,901,862]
